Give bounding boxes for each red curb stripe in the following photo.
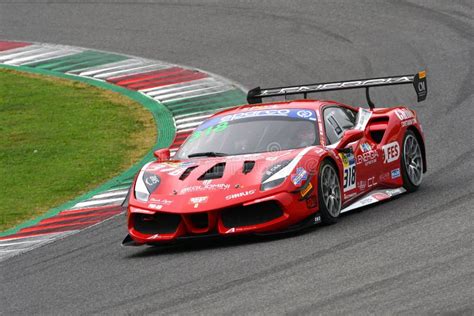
[0,224,93,240]
[20,220,100,233]
[126,72,207,90]
[110,67,183,85]
[170,131,193,149]
[108,67,208,90]
[39,211,121,225]
[0,41,31,52]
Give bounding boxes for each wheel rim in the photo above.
[321,164,341,217]
[404,134,423,186]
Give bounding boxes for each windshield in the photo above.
[174,108,319,159]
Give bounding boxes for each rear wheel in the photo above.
[318,160,341,224]
[401,130,424,192]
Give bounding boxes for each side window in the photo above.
[324,106,357,144]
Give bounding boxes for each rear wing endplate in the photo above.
[247,71,427,109]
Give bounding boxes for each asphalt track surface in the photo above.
[1,1,473,314]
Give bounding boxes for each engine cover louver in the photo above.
[198,162,226,180]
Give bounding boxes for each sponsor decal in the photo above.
[189,196,208,208]
[357,150,379,166]
[300,182,313,198]
[180,183,230,194]
[314,215,321,224]
[148,203,163,210]
[395,108,414,121]
[291,167,308,186]
[188,121,229,142]
[391,168,401,179]
[372,192,391,201]
[297,110,313,119]
[225,190,256,200]
[358,180,367,190]
[382,141,400,163]
[339,152,356,192]
[147,163,185,177]
[197,108,317,131]
[144,174,160,186]
[401,118,417,127]
[379,172,390,182]
[360,143,372,152]
[260,77,412,96]
[368,176,377,188]
[149,198,173,205]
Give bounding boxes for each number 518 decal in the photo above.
[339,153,356,191]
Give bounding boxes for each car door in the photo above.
[322,105,378,200]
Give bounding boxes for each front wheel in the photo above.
[401,130,424,192]
[318,160,342,224]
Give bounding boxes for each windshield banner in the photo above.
[197,108,317,131]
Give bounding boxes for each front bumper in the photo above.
[125,191,318,245]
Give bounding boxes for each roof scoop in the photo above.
[198,163,226,180]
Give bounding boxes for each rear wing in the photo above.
[247,71,427,109]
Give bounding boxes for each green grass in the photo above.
[0,69,156,231]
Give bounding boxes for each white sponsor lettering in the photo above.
[382,141,400,163]
[225,190,256,200]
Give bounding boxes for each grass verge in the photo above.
[0,68,156,231]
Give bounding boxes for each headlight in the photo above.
[260,160,291,191]
[135,163,161,202]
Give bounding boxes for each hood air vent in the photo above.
[198,162,226,180]
[179,166,198,181]
[243,161,255,174]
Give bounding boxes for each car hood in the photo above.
[132,147,322,213]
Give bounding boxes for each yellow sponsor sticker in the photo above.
[300,182,313,197]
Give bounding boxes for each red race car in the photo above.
[123,71,427,246]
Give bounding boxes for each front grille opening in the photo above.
[188,213,208,229]
[179,166,198,180]
[133,212,180,234]
[221,201,283,228]
[198,162,225,180]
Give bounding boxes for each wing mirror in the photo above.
[335,129,364,151]
[153,148,170,162]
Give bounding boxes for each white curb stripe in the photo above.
[89,189,129,200]
[74,59,145,76]
[5,48,82,66]
[92,64,168,79]
[72,197,125,209]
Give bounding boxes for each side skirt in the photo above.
[341,187,406,214]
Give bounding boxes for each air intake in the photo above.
[242,161,255,174]
[198,162,226,180]
[179,166,198,180]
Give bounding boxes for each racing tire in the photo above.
[318,160,342,224]
[401,130,424,192]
